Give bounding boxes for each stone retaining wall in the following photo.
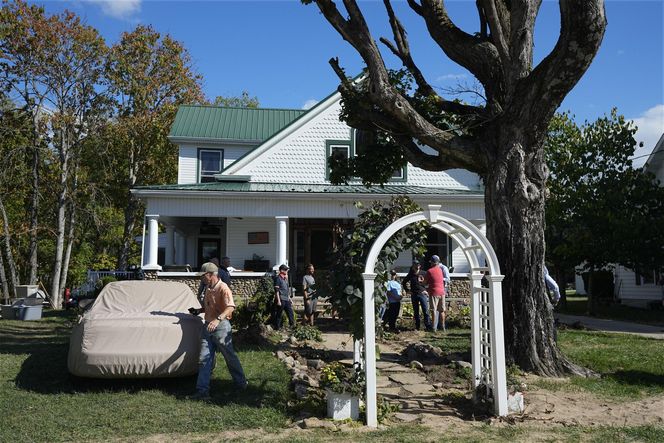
[143,271,264,304]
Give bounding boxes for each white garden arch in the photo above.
[360,204,508,427]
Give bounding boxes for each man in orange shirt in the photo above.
[189,262,247,400]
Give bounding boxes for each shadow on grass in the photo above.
[608,370,664,389]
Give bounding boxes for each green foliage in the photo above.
[212,91,259,108]
[320,361,365,397]
[376,396,400,423]
[446,305,471,328]
[292,325,323,342]
[232,276,274,330]
[325,196,428,340]
[545,110,664,275]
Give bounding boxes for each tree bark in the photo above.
[0,196,19,297]
[0,245,9,304]
[50,130,69,309]
[117,195,138,271]
[27,137,40,285]
[484,128,588,376]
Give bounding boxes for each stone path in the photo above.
[319,331,464,422]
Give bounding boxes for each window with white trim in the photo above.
[325,140,351,180]
[198,149,223,183]
[354,129,406,181]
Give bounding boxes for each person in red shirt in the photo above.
[425,256,446,331]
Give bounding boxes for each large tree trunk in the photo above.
[27,141,40,285]
[117,195,138,271]
[0,196,19,296]
[0,247,9,304]
[59,164,80,303]
[484,129,588,376]
[51,132,69,309]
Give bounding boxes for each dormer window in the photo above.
[325,140,352,180]
[198,149,224,183]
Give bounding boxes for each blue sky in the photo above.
[34,0,663,165]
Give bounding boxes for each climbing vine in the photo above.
[325,196,429,340]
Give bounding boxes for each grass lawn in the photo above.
[0,310,291,443]
[558,295,664,327]
[423,326,664,400]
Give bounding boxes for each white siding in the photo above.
[177,142,257,184]
[226,217,278,269]
[146,195,484,221]
[178,147,197,184]
[614,265,661,303]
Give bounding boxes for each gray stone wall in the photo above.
[143,271,263,304]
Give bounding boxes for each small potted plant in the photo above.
[320,361,365,420]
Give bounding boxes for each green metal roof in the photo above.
[169,106,307,141]
[134,181,482,196]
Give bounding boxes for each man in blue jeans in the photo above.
[189,262,247,400]
[403,261,432,331]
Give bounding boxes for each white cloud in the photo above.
[302,99,318,110]
[435,73,468,83]
[630,104,664,167]
[92,0,141,20]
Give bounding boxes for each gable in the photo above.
[221,95,481,190]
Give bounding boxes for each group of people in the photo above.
[272,263,318,330]
[380,255,451,333]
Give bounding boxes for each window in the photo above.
[325,140,351,180]
[422,228,452,268]
[635,267,659,286]
[198,149,223,183]
[353,129,406,181]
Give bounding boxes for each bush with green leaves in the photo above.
[320,361,365,397]
[233,276,275,330]
[292,325,323,342]
[325,196,429,340]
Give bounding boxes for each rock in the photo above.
[294,382,309,399]
[289,336,298,345]
[302,417,337,430]
[276,350,286,360]
[507,392,525,414]
[265,324,273,332]
[401,384,435,396]
[307,359,325,370]
[453,360,472,369]
[410,360,424,370]
[284,356,295,367]
[519,382,528,391]
[433,382,443,389]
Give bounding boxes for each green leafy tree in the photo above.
[545,110,664,312]
[104,25,204,269]
[212,91,259,108]
[304,0,606,375]
[326,196,428,340]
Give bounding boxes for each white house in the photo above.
[130,88,486,293]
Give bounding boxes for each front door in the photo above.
[197,238,220,269]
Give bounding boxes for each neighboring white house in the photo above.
[131,88,486,284]
[577,133,664,306]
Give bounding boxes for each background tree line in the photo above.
[0,0,257,307]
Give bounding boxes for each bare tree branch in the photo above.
[480,0,510,64]
[519,0,606,131]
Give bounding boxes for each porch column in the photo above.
[176,232,186,265]
[164,225,175,266]
[143,214,162,271]
[275,216,288,268]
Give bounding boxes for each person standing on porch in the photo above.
[302,264,317,326]
[426,255,447,331]
[403,261,432,331]
[273,264,294,330]
[188,262,247,400]
[219,256,232,286]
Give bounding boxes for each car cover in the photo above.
[68,280,203,378]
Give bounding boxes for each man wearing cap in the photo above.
[189,262,247,400]
[426,255,446,332]
[273,264,294,330]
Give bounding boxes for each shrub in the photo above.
[292,325,323,342]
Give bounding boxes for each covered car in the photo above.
[68,280,203,378]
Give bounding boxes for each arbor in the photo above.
[545,111,664,312]
[105,25,203,270]
[305,0,606,375]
